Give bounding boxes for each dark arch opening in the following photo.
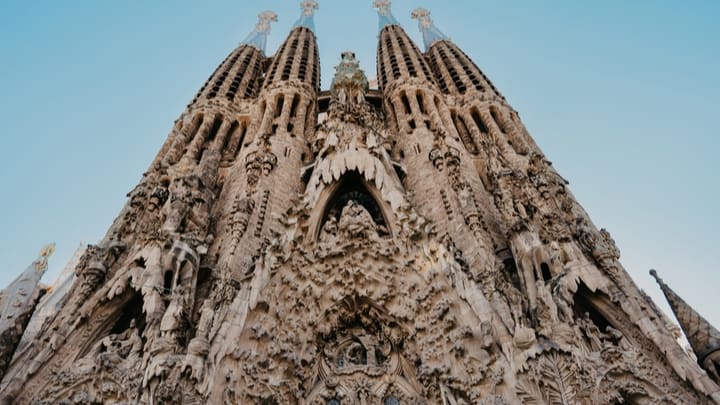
[163,270,174,295]
[384,396,401,405]
[109,292,146,336]
[502,256,523,291]
[77,289,147,360]
[319,171,390,238]
[573,284,614,333]
[540,263,552,282]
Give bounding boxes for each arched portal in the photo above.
[311,171,393,241]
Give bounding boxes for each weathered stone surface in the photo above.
[1,3,719,404]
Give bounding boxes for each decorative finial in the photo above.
[373,0,399,31]
[300,0,319,16]
[373,0,392,16]
[294,0,319,32]
[256,11,279,35]
[34,243,55,273]
[240,10,278,53]
[651,268,720,373]
[411,8,449,51]
[410,8,432,29]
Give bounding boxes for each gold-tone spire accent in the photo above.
[34,243,55,273]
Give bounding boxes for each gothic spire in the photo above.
[373,0,399,32]
[410,8,449,51]
[0,243,55,338]
[294,0,319,32]
[240,11,278,54]
[650,270,720,363]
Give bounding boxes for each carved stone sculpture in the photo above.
[1,3,719,404]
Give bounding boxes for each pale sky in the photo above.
[0,0,718,332]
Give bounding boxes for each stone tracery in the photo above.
[0,3,719,405]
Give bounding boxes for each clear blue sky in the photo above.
[1,1,718,330]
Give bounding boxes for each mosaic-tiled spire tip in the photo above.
[294,0,319,32]
[241,10,278,53]
[373,0,399,31]
[650,269,720,363]
[411,8,449,51]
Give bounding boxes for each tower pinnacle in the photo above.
[411,8,449,51]
[650,269,720,373]
[373,0,399,31]
[240,11,278,54]
[294,0,319,32]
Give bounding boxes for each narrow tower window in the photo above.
[400,93,412,115]
[471,108,489,136]
[275,95,285,118]
[452,112,478,155]
[416,91,426,115]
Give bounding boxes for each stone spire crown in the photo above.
[411,8,449,51]
[294,0,319,32]
[373,0,399,31]
[0,244,54,330]
[650,269,720,363]
[240,11,278,54]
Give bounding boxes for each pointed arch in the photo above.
[74,285,146,362]
[304,296,424,404]
[308,171,395,241]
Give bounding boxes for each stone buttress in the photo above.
[1,2,719,404]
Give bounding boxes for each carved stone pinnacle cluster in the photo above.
[0,3,718,404]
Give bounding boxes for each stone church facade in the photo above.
[1,2,719,404]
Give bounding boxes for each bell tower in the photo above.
[1,2,719,404]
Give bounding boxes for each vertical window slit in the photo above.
[416,92,426,115]
[471,109,489,136]
[275,95,284,119]
[490,107,507,134]
[289,94,300,118]
[235,124,248,158]
[401,93,412,115]
[207,116,223,142]
[453,113,477,155]
[222,120,240,152]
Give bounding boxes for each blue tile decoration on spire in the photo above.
[294,0,319,32]
[240,11,278,54]
[373,0,399,32]
[411,8,449,51]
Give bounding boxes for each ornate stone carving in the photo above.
[3,11,719,405]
